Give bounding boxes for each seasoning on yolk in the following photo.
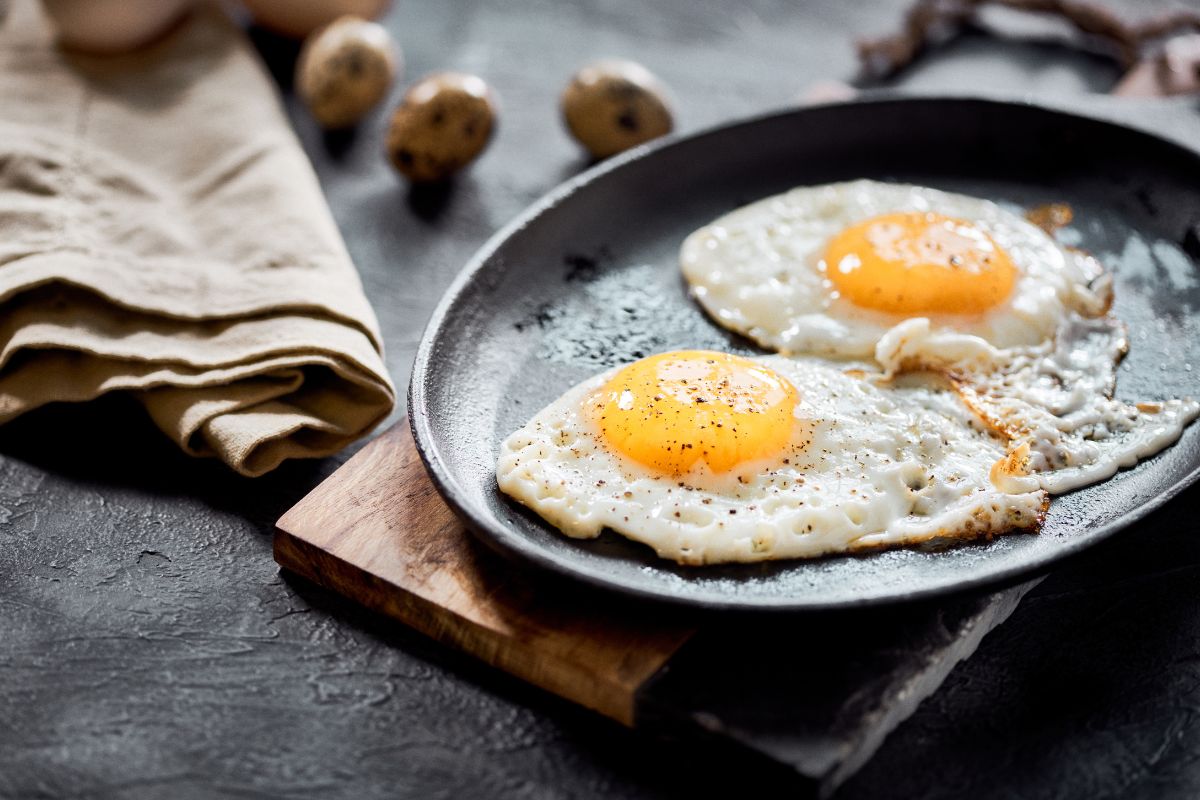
[823,212,1017,315]
[590,351,799,474]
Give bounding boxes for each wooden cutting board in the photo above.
[275,420,1035,796]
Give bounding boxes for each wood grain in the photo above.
[274,420,695,726]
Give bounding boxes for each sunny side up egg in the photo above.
[681,179,1199,499]
[496,351,1047,565]
[680,180,1111,363]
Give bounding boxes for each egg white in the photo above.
[496,355,1047,565]
[926,317,1200,494]
[679,180,1110,362]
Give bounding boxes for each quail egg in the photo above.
[296,16,400,129]
[561,59,673,159]
[385,71,496,182]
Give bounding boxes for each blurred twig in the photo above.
[858,0,1200,80]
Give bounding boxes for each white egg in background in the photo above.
[41,0,195,54]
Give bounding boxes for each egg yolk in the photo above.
[824,212,1017,315]
[590,351,799,475]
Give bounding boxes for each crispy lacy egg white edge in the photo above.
[949,373,1200,495]
[886,316,1200,495]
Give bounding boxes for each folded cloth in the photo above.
[0,0,396,476]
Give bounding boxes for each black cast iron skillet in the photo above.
[409,96,1200,611]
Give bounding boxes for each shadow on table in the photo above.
[0,394,353,531]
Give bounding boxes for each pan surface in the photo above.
[410,96,1200,611]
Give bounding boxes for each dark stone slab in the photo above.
[639,583,1036,797]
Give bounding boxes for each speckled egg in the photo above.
[560,59,673,159]
[296,16,400,129]
[385,72,496,182]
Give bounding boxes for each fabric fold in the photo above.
[0,0,396,476]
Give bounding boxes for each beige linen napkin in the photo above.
[0,0,396,476]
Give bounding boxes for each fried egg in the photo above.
[496,350,1047,565]
[880,316,1200,494]
[680,180,1111,362]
